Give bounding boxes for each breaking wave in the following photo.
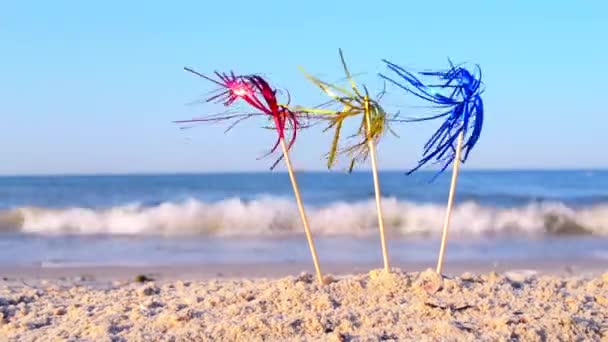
[1,197,607,237]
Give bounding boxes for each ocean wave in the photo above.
[0,197,607,236]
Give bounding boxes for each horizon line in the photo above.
[0,168,606,178]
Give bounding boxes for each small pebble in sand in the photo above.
[138,285,160,297]
[134,275,155,283]
[415,268,444,294]
[53,307,66,316]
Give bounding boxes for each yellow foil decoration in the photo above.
[297,49,397,171]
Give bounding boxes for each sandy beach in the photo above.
[1,263,606,341]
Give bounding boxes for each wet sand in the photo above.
[0,257,605,281]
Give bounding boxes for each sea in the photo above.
[0,170,607,267]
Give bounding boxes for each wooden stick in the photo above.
[363,96,390,272]
[279,138,324,284]
[436,131,465,275]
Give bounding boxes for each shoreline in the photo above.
[1,258,605,283]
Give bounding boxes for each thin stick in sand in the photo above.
[435,131,464,275]
[363,96,390,272]
[297,50,395,273]
[178,69,325,284]
[279,138,324,284]
[379,59,484,275]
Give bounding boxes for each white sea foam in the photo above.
[2,197,607,236]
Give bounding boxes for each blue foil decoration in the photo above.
[380,60,484,178]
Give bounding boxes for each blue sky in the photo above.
[1,1,606,174]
